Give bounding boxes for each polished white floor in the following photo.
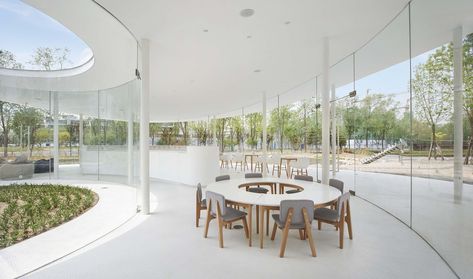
[0,179,138,279]
[23,178,456,279]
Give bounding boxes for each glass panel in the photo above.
[411,0,473,277]
[353,7,411,224]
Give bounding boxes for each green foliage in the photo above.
[0,49,23,69]
[28,47,71,70]
[0,184,96,248]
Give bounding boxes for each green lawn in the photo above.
[0,184,97,248]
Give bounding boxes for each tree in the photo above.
[246,113,262,149]
[0,102,17,157]
[412,45,454,160]
[150,123,161,145]
[65,121,79,156]
[12,107,45,156]
[461,34,473,163]
[29,47,71,70]
[0,49,23,69]
[190,121,208,145]
[177,122,189,145]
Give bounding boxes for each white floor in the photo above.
[22,178,456,279]
[0,179,138,279]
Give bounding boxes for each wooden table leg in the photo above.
[248,204,252,247]
[259,205,264,249]
[286,161,290,178]
[251,156,254,172]
[278,158,282,177]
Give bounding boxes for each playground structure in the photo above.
[360,140,406,164]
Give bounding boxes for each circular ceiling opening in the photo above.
[0,0,93,71]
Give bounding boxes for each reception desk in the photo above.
[80,145,219,186]
[149,145,219,186]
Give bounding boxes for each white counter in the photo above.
[149,146,219,186]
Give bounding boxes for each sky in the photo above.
[0,0,92,70]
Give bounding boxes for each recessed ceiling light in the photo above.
[240,9,255,17]
[203,29,209,32]
[254,69,261,73]
[285,21,291,25]
[247,35,252,39]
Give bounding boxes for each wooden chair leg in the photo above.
[266,209,270,236]
[299,229,305,240]
[256,205,259,234]
[318,220,321,230]
[279,209,293,258]
[204,207,212,238]
[279,223,291,258]
[271,222,278,240]
[303,208,316,257]
[346,201,353,240]
[339,206,345,249]
[242,217,249,239]
[196,205,200,227]
[218,218,224,248]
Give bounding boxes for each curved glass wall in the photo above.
[197,0,472,277]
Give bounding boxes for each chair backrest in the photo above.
[233,153,244,161]
[196,183,203,202]
[206,191,226,215]
[329,179,344,193]
[215,175,230,182]
[294,175,313,182]
[280,200,314,225]
[297,157,310,168]
[245,173,262,178]
[271,153,281,163]
[336,192,350,219]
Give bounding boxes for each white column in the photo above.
[321,37,330,185]
[213,116,217,146]
[140,39,150,214]
[262,92,268,176]
[242,108,245,152]
[127,87,134,186]
[453,26,463,202]
[53,92,59,179]
[79,114,83,166]
[331,84,336,177]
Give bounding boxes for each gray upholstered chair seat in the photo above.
[313,207,339,222]
[286,189,301,194]
[272,214,307,229]
[248,187,269,193]
[211,207,247,222]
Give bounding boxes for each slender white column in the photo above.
[242,108,245,152]
[213,116,217,146]
[53,92,59,179]
[331,84,336,177]
[321,37,330,185]
[140,39,150,214]
[79,114,83,167]
[127,86,134,186]
[262,92,268,176]
[453,26,463,202]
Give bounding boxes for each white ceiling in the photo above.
[2,0,473,122]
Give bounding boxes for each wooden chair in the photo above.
[215,175,230,182]
[314,192,353,249]
[254,155,269,173]
[233,153,248,171]
[286,175,314,194]
[271,200,316,257]
[219,154,232,169]
[245,173,269,194]
[290,157,309,178]
[270,154,282,176]
[203,191,249,248]
[195,183,206,227]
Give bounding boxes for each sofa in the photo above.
[0,154,34,180]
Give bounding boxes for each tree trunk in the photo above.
[428,124,436,160]
[465,136,473,164]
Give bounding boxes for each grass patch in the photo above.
[0,184,97,249]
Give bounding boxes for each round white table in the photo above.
[206,177,341,248]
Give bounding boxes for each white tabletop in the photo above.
[205,177,341,207]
